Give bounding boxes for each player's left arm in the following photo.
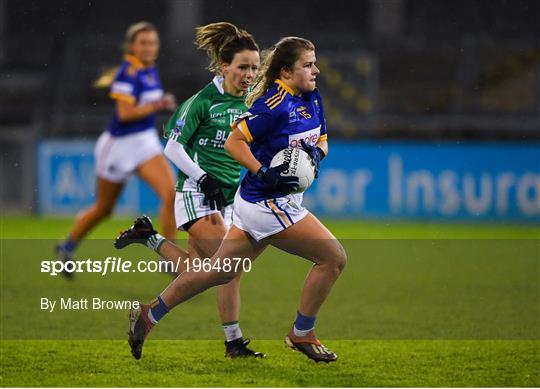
[315,90,329,157]
[299,91,328,176]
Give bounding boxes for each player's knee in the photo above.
[334,243,347,273]
[159,188,175,204]
[220,270,239,284]
[210,268,238,286]
[94,203,115,219]
[324,243,347,276]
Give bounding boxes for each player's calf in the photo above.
[127,303,155,360]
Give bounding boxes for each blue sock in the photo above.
[61,237,77,253]
[148,296,169,324]
[293,311,316,336]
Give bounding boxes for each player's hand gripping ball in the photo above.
[269,147,316,193]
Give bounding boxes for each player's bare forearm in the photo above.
[116,100,158,122]
[316,140,328,156]
[225,129,262,174]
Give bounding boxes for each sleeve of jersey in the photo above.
[232,101,275,143]
[109,66,138,105]
[316,92,328,142]
[164,94,206,146]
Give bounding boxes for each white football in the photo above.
[270,147,315,193]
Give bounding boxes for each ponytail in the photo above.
[195,22,258,74]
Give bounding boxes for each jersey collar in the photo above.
[275,79,296,96]
[125,54,147,69]
[212,75,225,95]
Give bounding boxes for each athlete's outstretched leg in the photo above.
[127,226,266,359]
[136,154,177,240]
[188,216,262,357]
[57,177,124,278]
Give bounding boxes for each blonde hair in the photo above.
[246,37,315,107]
[195,22,258,74]
[94,21,158,88]
[123,21,158,55]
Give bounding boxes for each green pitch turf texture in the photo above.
[1,216,539,387]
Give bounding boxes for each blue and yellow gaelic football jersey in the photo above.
[107,55,163,136]
[233,79,328,203]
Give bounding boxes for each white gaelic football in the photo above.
[270,147,315,193]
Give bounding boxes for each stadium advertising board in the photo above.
[38,140,539,222]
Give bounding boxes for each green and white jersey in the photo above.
[164,77,246,204]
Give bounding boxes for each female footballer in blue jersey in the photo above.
[127,37,346,363]
[56,22,177,271]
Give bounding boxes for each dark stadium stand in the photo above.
[1,0,539,139]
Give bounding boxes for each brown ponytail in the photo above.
[245,37,315,107]
[195,22,258,74]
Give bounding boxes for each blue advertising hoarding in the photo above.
[38,140,540,222]
[305,141,540,222]
[37,140,159,215]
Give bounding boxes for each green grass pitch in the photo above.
[1,216,539,387]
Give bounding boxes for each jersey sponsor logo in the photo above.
[139,89,164,105]
[210,108,244,120]
[288,126,321,148]
[238,111,252,120]
[111,81,134,95]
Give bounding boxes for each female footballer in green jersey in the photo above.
[115,22,263,358]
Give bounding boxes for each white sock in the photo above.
[293,325,313,337]
[223,321,243,342]
[146,233,166,252]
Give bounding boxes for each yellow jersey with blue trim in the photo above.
[232,80,328,203]
[107,55,164,136]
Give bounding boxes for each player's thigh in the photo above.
[136,154,175,198]
[95,177,124,210]
[269,212,346,266]
[214,226,267,277]
[188,213,228,258]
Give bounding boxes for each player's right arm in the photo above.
[227,103,297,192]
[163,94,208,181]
[226,101,281,173]
[115,99,169,122]
[224,128,262,174]
[110,66,174,122]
